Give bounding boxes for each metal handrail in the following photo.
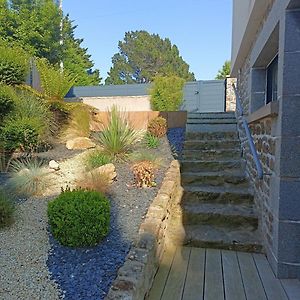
[232,84,264,179]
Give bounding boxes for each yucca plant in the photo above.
[8,158,50,197]
[95,106,142,161]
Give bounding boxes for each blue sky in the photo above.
[63,0,232,83]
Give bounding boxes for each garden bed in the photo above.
[0,134,183,300]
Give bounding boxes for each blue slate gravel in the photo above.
[167,127,186,158]
[47,137,173,300]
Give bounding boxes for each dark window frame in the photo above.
[265,54,278,104]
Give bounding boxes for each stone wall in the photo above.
[225,77,237,112]
[247,118,277,250]
[105,160,183,300]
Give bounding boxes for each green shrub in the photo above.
[95,106,141,161]
[36,58,77,100]
[144,132,160,149]
[8,159,50,196]
[147,116,167,137]
[0,85,17,121]
[1,117,42,152]
[48,188,110,247]
[0,189,15,228]
[85,150,111,171]
[150,75,185,111]
[0,40,29,85]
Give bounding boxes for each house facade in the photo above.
[231,0,300,279]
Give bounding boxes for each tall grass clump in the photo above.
[0,189,15,228]
[95,106,141,161]
[8,159,50,197]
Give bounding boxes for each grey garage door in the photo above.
[181,80,225,112]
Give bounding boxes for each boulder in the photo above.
[66,137,96,150]
[92,163,117,184]
[49,160,60,171]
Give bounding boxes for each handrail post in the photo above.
[232,84,264,179]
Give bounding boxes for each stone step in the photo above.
[182,203,258,228]
[181,171,248,187]
[182,149,241,161]
[185,131,238,141]
[180,160,244,173]
[182,185,254,204]
[188,112,236,119]
[187,118,237,125]
[183,224,262,252]
[184,140,240,151]
[186,123,237,133]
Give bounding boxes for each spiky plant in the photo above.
[144,132,160,149]
[85,150,111,171]
[95,106,142,161]
[8,159,50,197]
[0,189,15,228]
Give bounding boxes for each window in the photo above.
[266,55,278,104]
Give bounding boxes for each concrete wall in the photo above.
[83,96,151,112]
[233,0,300,279]
[231,0,276,76]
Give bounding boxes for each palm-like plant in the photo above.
[95,106,142,161]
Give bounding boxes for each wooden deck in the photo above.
[147,247,300,300]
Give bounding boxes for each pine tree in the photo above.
[215,60,231,80]
[105,30,195,84]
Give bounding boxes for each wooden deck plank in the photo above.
[222,250,246,300]
[280,279,300,300]
[147,247,176,300]
[182,248,205,300]
[161,247,191,300]
[204,249,224,300]
[252,253,288,300]
[237,252,267,300]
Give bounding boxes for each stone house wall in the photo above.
[235,0,300,278]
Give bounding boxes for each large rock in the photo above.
[92,163,117,184]
[49,160,60,171]
[66,137,96,150]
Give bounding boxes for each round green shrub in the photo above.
[0,85,16,120]
[48,188,110,247]
[150,75,185,111]
[0,41,29,85]
[0,190,15,228]
[1,117,41,151]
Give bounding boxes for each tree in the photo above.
[0,0,101,85]
[215,60,231,80]
[105,30,195,85]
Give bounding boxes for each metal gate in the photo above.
[181,80,225,112]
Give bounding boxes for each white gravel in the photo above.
[0,197,62,300]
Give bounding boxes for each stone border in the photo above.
[105,160,182,299]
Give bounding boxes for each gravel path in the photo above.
[0,198,61,300]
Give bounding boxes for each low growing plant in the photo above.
[0,189,15,228]
[77,171,111,194]
[95,106,141,161]
[147,116,167,138]
[144,132,160,149]
[85,150,111,171]
[48,188,110,247]
[8,159,50,196]
[132,161,156,188]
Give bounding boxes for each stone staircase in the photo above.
[180,112,262,252]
